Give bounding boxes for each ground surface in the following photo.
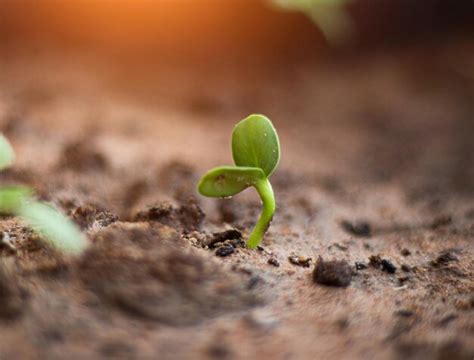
[0,40,473,359]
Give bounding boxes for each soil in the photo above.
[0,38,473,359]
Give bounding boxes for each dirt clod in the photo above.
[394,309,415,317]
[431,248,461,266]
[133,199,204,233]
[177,197,205,232]
[77,225,260,325]
[208,229,242,248]
[369,255,397,274]
[341,220,371,237]
[215,245,235,257]
[267,258,280,267]
[288,255,312,268]
[381,259,397,274]
[401,248,411,256]
[72,205,118,230]
[133,202,174,223]
[313,257,352,287]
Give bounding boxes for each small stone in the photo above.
[381,259,397,274]
[267,258,280,267]
[401,264,411,272]
[369,255,397,274]
[341,220,371,237]
[355,262,368,270]
[401,248,411,256]
[288,255,312,268]
[313,257,352,287]
[215,245,235,257]
[431,248,461,266]
[394,309,415,317]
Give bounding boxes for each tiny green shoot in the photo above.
[0,134,87,254]
[197,114,280,249]
[270,0,354,46]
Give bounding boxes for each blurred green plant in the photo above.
[270,0,354,45]
[0,134,86,254]
[198,114,280,249]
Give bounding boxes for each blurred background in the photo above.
[1,0,473,60]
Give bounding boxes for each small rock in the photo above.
[341,220,371,237]
[95,211,118,228]
[401,248,411,256]
[401,264,411,272]
[288,255,312,268]
[355,262,368,270]
[267,258,280,267]
[215,245,235,257]
[394,309,415,317]
[431,248,461,266]
[313,257,352,287]
[398,276,411,284]
[381,259,397,274]
[369,255,397,274]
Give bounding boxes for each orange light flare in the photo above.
[0,0,319,61]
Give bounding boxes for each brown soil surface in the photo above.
[0,40,473,359]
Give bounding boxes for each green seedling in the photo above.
[270,0,353,46]
[0,134,86,254]
[198,114,280,249]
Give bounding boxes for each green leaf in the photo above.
[0,134,15,170]
[232,114,280,177]
[18,201,87,255]
[0,186,32,213]
[197,166,265,198]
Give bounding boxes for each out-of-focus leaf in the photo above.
[0,134,15,170]
[18,201,87,255]
[0,186,32,213]
[269,0,354,46]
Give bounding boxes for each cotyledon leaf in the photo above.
[0,134,15,171]
[0,186,32,213]
[232,114,280,177]
[197,166,266,198]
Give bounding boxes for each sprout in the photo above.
[198,114,280,249]
[270,0,354,46]
[0,134,87,255]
